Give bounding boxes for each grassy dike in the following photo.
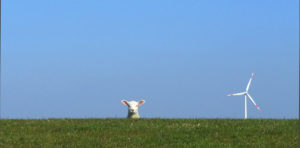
[0,119,298,147]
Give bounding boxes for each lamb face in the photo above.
[126,101,139,114]
[121,100,145,118]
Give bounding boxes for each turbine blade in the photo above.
[246,73,254,92]
[226,92,245,96]
[246,94,261,111]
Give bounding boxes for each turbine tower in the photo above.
[227,73,261,119]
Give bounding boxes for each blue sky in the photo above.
[2,0,298,119]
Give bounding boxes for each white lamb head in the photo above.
[121,100,145,118]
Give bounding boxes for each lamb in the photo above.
[121,100,145,118]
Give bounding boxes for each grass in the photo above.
[0,119,298,147]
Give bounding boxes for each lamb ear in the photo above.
[138,100,145,106]
[121,100,128,106]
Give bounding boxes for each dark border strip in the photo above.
[0,0,2,119]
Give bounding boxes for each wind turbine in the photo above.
[227,73,261,119]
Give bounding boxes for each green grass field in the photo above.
[0,119,298,147]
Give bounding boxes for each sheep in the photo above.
[121,100,145,118]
